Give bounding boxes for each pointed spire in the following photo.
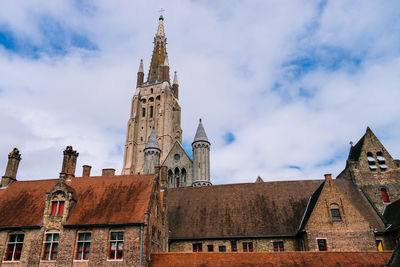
[138,59,144,73]
[145,129,160,150]
[173,71,178,84]
[193,119,209,144]
[156,15,165,37]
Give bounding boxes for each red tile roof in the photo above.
[149,251,392,267]
[0,174,155,228]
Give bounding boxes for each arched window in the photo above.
[381,188,390,203]
[150,106,154,118]
[367,152,377,171]
[168,170,173,185]
[330,204,341,221]
[150,88,153,94]
[142,107,146,117]
[182,168,187,184]
[377,152,387,170]
[174,168,180,188]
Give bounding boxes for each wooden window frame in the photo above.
[273,241,284,252]
[207,244,214,252]
[42,232,59,261]
[231,240,237,252]
[330,208,342,221]
[218,245,226,252]
[109,232,124,260]
[243,242,253,252]
[50,201,65,216]
[4,233,24,261]
[192,243,202,252]
[75,232,91,261]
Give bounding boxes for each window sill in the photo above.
[40,260,56,262]
[73,260,89,262]
[107,259,123,262]
[2,261,21,263]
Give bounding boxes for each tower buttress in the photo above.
[192,119,212,187]
[173,71,179,99]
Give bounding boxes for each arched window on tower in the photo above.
[367,152,377,171]
[376,152,387,170]
[168,170,173,186]
[381,188,390,203]
[142,107,146,117]
[174,168,180,188]
[182,168,187,185]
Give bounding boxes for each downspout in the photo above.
[139,224,144,267]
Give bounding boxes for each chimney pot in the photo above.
[82,165,92,177]
[102,168,115,176]
[1,148,21,187]
[324,174,332,180]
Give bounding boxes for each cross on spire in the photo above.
[159,8,165,18]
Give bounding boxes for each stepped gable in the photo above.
[167,180,323,239]
[0,174,155,229]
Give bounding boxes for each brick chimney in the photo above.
[102,168,115,176]
[82,165,92,177]
[61,146,79,180]
[1,148,21,187]
[324,173,332,187]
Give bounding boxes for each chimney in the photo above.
[324,174,332,180]
[1,148,21,187]
[102,168,115,176]
[82,165,92,177]
[137,59,144,87]
[61,146,79,180]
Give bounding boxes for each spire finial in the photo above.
[159,8,165,20]
[199,118,202,123]
[350,141,353,147]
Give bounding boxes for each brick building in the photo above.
[1,15,399,267]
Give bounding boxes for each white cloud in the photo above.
[0,0,399,184]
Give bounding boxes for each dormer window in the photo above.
[376,152,387,170]
[51,201,65,216]
[330,204,342,221]
[367,152,377,171]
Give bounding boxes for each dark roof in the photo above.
[167,180,323,239]
[0,174,155,228]
[384,198,400,231]
[149,252,392,267]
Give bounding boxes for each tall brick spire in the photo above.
[148,15,168,83]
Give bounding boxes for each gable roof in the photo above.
[167,180,323,239]
[161,141,192,166]
[299,179,385,232]
[0,174,155,229]
[149,252,392,267]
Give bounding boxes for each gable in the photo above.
[162,141,192,167]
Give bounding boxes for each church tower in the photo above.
[122,15,182,175]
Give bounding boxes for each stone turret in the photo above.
[192,119,212,187]
[173,71,179,99]
[1,148,21,187]
[144,129,161,174]
[137,59,144,87]
[61,146,79,180]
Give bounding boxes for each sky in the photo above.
[0,0,399,184]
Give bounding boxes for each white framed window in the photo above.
[42,232,59,261]
[4,233,24,261]
[75,232,91,261]
[109,232,124,260]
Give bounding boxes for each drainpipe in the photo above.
[139,224,144,267]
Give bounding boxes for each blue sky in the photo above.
[0,0,399,184]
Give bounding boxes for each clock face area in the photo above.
[174,154,180,161]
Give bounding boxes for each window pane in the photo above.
[15,251,21,260]
[117,251,123,259]
[110,250,115,259]
[207,245,214,252]
[9,234,16,242]
[317,239,327,251]
[85,233,91,241]
[58,201,65,215]
[77,252,83,260]
[78,233,84,241]
[331,209,341,219]
[17,234,24,242]
[45,243,51,251]
[46,234,52,241]
[51,202,58,215]
[219,245,226,252]
[84,251,90,260]
[118,242,123,250]
[111,242,116,250]
[117,232,124,240]
[53,234,59,241]
[51,252,57,260]
[16,243,23,252]
[52,243,58,252]
[111,232,117,240]
[6,244,14,260]
[44,252,50,260]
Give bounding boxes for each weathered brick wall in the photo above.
[304,178,379,251]
[0,226,147,267]
[169,237,298,252]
